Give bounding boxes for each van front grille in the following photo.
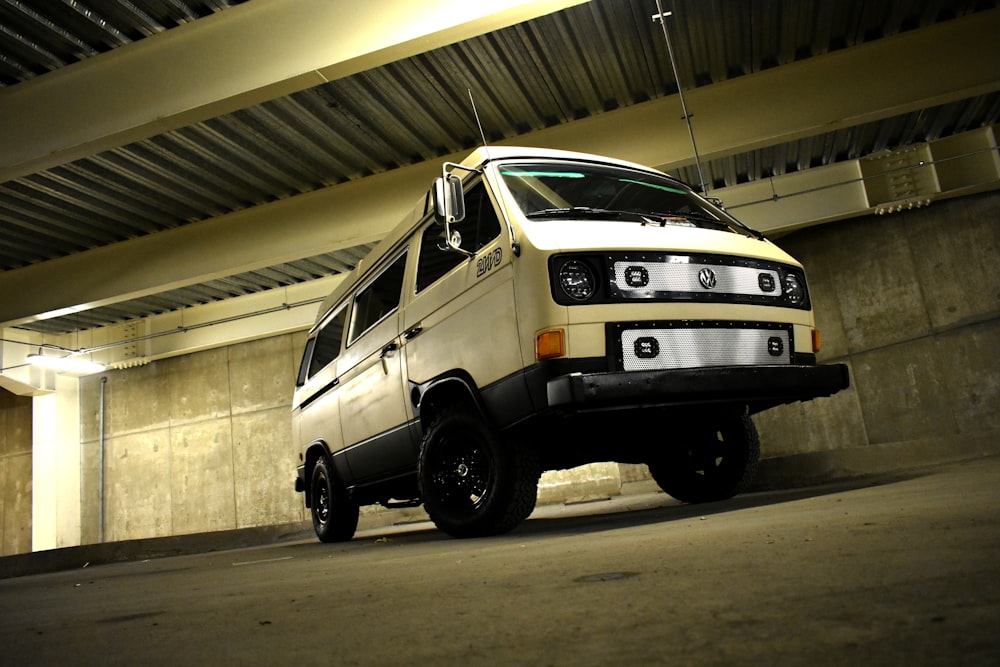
[611,321,792,371]
[610,259,779,300]
[549,252,811,310]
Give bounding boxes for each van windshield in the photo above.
[497,161,757,237]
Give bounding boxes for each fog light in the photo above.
[758,273,776,293]
[634,336,659,359]
[625,266,650,288]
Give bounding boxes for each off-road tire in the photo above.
[647,413,761,503]
[419,407,539,538]
[310,454,360,542]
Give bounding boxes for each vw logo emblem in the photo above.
[698,267,717,289]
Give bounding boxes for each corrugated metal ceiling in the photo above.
[0,0,243,83]
[2,0,999,334]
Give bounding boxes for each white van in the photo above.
[292,146,849,541]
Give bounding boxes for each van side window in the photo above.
[416,181,502,292]
[295,338,315,387]
[350,251,407,342]
[309,306,348,378]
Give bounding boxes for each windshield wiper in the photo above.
[648,209,719,223]
[648,210,765,240]
[525,206,646,221]
[525,206,765,239]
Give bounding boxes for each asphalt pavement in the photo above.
[1,456,998,665]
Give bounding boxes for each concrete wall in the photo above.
[78,332,307,544]
[753,190,1000,483]
[0,389,32,555]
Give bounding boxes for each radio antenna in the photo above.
[468,88,489,148]
[653,2,708,194]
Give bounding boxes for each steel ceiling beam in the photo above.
[0,159,450,327]
[0,0,589,183]
[1,8,998,330]
[535,7,1000,171]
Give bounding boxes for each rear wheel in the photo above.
[648,413,760,503]
[419,407,539,538]
[310,454,359,542]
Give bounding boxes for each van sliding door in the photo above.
[337,250,415,483]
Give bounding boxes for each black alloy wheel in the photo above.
[310,454,359,543]
[419,407,538,538]
[647,412,761,504]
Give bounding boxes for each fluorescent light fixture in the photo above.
[26,349,105,374]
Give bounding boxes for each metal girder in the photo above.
[1,8,998,330]
[0,0,589,183]
[529,7,1000,170]
[0,158,453,327]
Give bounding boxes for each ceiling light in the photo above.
[26,349,105,374]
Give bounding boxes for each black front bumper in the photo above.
[546,363,850,414]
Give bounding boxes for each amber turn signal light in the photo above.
[812,329,822,353]
[536,329,565,361]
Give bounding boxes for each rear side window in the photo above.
[416,181,502,292]
[350,251,407,343]
[296,339,315,386]
[310,307,348,376]
[297,306,348,385]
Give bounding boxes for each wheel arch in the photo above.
[302,439,333,508]
[412,371,488,430]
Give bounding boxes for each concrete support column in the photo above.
[31,376,81,551]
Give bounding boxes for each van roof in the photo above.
[457,145,669,175]
[308,146,676,330]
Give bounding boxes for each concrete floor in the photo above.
[1,457,998,666]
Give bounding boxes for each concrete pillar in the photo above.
[31,375,81,551]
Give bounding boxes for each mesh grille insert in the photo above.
[618,324,791,371]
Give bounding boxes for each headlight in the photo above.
[783,273,806,305]
[558,260,596,301]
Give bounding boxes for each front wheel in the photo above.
[418,407,539,538]
[648,413,760,504]
[310,454,359,543]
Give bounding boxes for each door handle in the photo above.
[379,342,398,375]
[403,325,423,340]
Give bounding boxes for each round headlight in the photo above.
[558,260,596,301]
[783,273,805,305]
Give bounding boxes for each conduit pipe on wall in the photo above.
[99,376,107,543]
[83,296,325,358]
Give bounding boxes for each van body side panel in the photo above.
[403,244,522,403]
[506,240,570,366]
[295,361,348,459]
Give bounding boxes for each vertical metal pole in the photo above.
[654,1,708,193]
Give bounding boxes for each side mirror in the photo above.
[433,174,465,224]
